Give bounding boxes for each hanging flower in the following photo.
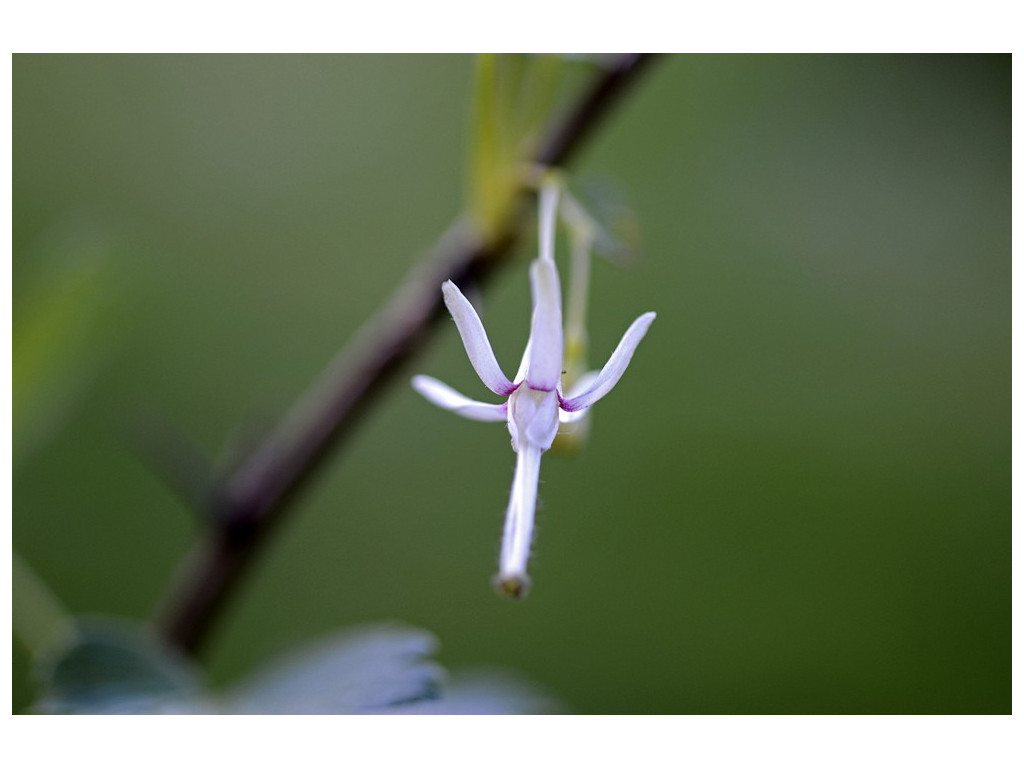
[412,184,655,596]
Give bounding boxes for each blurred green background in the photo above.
[13,54,1009,713]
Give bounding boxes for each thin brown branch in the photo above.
[153,53,660,655]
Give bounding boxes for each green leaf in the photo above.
[32,619,207,714]
[468,54,566,243]
[30,620,562,715]
[13,217,125,468]
[469,53,505,240]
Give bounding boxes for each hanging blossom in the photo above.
[412,183,656,597]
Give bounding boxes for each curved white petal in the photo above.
[441,281,516,396]
[525,259,564,391]
[557,370,599,423]
[514,336,531,385]
[560,312,656,412]
[411,375,509,422]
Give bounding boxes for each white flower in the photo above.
[412,185,655,597]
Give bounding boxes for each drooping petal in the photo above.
[441,280,516,396]
[560,311,656,412]
[525,259,564,391]
[495,444,542,598]
[411,375,509,422]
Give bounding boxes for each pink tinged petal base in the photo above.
[496,444,542,598]
[411,375,509,422]
[560,311,657,412]
[525,259,564,392]
[558,371,600,423]
[441,280,516,396]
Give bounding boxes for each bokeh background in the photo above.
[13,54,1009,713]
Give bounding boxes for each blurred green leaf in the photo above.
[13,217,124,467]
[30,620,560,715]
[33,619,207,714]
[468,54,565,242]
[469,53,506,240]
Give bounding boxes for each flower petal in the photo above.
[538,182,560,264]
[411,375,509,422]
[514,336,531,385]
[525,259,564,391]
[442,281,516,396]
[558,370,599,423]
[496,444,542,598]
[559,312,656,412]
[558,407,588,424]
